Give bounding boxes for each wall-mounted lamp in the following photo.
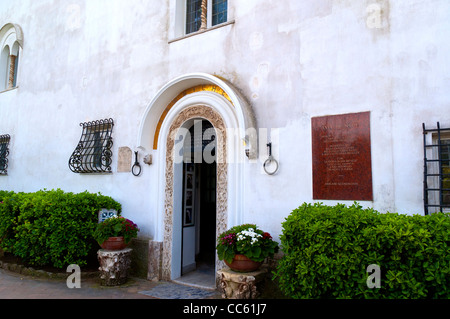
[263,143,279,175]
[243,137,250,158]
[243,133,258,160]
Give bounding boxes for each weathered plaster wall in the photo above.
[0,0,449,242]
[0,0,171,239]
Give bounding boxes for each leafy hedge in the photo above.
[275,203,450,299]
[0,189,121,268]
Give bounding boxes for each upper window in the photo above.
[69,119,114,174]
[0,24,23,92]
[186,0,203,34]
[212,0,228,26]
[182,0,228,35]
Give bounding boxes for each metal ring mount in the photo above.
[263,143,279,175]
[132,151,142,177]
[264,157,279,176]
[132,163,142,177]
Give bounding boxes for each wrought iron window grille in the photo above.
[0,134,10,175]
[423,122,450,215]
[69,119,114,174]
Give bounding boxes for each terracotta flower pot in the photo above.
[100,237,127,251]
[225,254,263,272]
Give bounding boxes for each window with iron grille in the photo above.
[0,134,10,175]
[423,122,450,214]
[69,119,114,174]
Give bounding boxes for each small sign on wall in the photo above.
[98,209,118,223]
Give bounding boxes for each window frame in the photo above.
[0,46,9,90]
[172,0,232,41]
[211,0,228,27]
[0,24,22,92]
[185,0,203,35]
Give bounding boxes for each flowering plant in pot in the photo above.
[216,224,279,272]
[93,216,140,250]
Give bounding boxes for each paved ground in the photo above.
[0,268,221,299]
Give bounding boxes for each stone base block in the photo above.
[128,238,150,279]
[147,241,163,282]
[217,267,268,299]
[98,248,132,286]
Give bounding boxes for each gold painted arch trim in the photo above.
[153,85,234,150]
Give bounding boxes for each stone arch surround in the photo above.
[138,73,257,160]
[162,105,228,281]
[142,74,257,283]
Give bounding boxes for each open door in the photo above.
[181,120,217,276]
[181,162,196,274]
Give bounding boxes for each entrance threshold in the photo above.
[173,262,216,290]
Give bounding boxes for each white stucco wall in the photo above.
[0,0,449,241]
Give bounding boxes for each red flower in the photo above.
[263,232,272,240]
[221,233,236,246]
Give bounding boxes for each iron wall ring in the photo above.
[132,163,142,177]
[263,158,279,175]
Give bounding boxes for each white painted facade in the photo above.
[0,1,449,281]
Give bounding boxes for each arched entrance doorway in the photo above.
[163,106,228,287]
[138,73,257,287]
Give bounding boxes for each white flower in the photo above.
[236,229,262,244]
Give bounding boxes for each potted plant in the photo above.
[216,224,279,272]
[93,216,140,251]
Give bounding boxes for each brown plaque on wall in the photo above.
[312,112,373,201]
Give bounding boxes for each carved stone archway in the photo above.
[142,74,257,284]
[162,105,228,281]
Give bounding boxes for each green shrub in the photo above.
[275,202,450,299]
[0,189,121,268]
[0,191,24,252]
